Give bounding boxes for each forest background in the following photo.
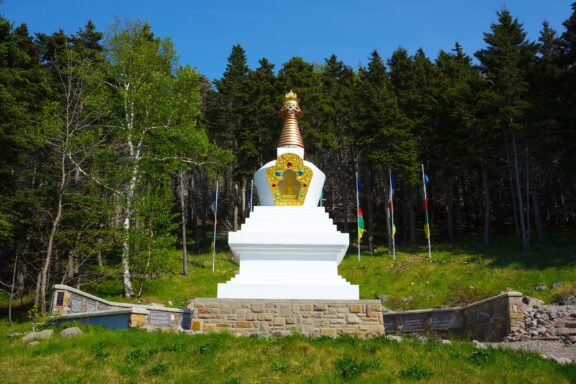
[1,4,576,312]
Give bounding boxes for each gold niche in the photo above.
[266,153,313,206]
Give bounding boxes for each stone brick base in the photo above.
[187,299,384,338]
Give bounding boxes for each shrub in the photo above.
[126,349,154,365]
[399,363,433,380]
[197,339,220,354]
[467,349,495,364]
[335,356,365,380]
[91,341,109,362]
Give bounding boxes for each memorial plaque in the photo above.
[70,297,82,313]
[493,302,507,321]
[384,317,396,331]
[181,311,192,330]
[56,292,64,306]
[86,300,96,312]
[432,311,457,329]
[403,315,424,331]
[150,311,171,326]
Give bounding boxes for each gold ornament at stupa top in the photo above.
[266,91,312,206]
[278,90,304,148]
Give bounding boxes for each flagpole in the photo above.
[355,171,360,263]
[422,164,432,259]
[250,178,254,213]
[389,168,396,260]
[211,179,219,272]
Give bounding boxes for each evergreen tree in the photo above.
[475,9,536,250]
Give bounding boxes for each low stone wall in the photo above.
[50,285,192,331]
[507,297,576,345]
[384,292,523,341]
[187,298,384,338]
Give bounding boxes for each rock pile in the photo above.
[505,297,576,345]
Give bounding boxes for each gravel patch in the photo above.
[487,340,576,364]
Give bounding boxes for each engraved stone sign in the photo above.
[384,317,396,331]
[150,311,171,326]
[56,292,64,306]
[70,297,82,313]
[86,300,96,312]
[493,302,507,321]
[432,311,458,329]
[403,315,424,331]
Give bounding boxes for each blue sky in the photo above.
[2,1,574,81]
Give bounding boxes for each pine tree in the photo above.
[475,8,536,250]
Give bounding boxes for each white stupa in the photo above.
[217,91,359,300]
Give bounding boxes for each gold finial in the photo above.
[278,90,304,148]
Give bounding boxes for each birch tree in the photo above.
[105,21,211,297]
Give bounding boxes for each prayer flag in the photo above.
[358,207,365,239]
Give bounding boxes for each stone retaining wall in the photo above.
[384,292,523,341]
[51,285,191,331]
[506,297,576,345]
[187,298,384,338]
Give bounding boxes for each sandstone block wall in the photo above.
[187,299,384,338]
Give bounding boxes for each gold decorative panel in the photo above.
[266,153,313,206]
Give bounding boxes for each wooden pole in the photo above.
[211,180,219,272]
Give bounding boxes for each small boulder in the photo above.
[472,340,487,349]
[401,296,414,303]
[28,341,40,346]
[377,294,390,303]
[553,357,572,365]
[385,335,403,342]
[440,339,452,345]
[22,329,53,342]
[534,284,548,292]
[552,281,562,289]
[61,327,83,338]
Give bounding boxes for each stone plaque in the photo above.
[384,317,396,331]
[493,302,507,321]
[150,311,171,326]
[86,300,96,312]
[403,315,424,331]
[432,311,457,329]
[70,298,82,313]
[56,292,64,306]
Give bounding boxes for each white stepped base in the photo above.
[217,283,359,300]
[219,206,359,300]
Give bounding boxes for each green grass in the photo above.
[1,237,575,382]
[78,236,576,311]
[1,326,575,383]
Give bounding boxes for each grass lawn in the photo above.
[1,325,575,383]
[1,237,575,383]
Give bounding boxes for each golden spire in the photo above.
[278,90,304,148]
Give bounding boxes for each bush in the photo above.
[197,339,220,354]
[467,349,495,364]
[335,356,365,380]
[126,349,154,365]
[399,363,433,380]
